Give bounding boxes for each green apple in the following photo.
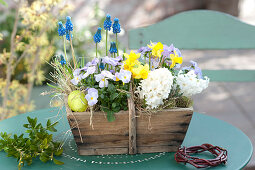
[68,90,88,112]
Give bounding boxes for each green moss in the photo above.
[175,96,193,108]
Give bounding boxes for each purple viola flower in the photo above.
[174,47,182,57]
[115,55,123,61]
[102,56,118,66]
[137,46,151,55]
[162,44,174,58]
[85,88,98,106]
[73,68,81,76]
[86,58,99,67]
[182,60,203,79]
[150,58,160,70]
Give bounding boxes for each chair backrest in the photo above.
[128,10,255,82]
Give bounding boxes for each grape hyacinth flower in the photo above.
[93,27,102,43]
[66,30,72,41]
[109,42,117,54]
[60,55,66,66]
[99,59,105,70]
[112,18,121,34]
[65,16,73,32]
[104,14,112,31]
[104,14,112,56]
[58,21,66,36]
[112,18,121,56]
[94,27,102,58]
[85,88,98,106]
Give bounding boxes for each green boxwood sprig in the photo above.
[0,116,64,170]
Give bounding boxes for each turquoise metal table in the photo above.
[0,108,253,170]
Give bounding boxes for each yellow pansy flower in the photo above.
[147,41,163,58]
[124,50,140,62]
[170,50,183,68]
[132,64,149,79]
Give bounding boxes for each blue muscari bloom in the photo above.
[58,21,66,36]
[93,27,102,43]
[99,59,105,70]
[109,42,117,54]
[112,18,121,34]
[65,16,73,32]
[66,30,72,41]
[60,55,66,66]
[104,14,112,31]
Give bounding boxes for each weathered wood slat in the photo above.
[128,83,137,154]
[78,147,128,155]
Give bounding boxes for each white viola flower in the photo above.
[81,66,96,79]
[95,74,108,88]
[118,70,132,83]
[101,70,114,79]
[71,74,82,85]
[175,70,209,97]
[85,88,98,106]
[136,68,174,109]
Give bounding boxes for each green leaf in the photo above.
[39,155,49,163]
[110,93,118,101]
[23,124,29,128]
[54,148,63,156]
[47,119,51,127]
[108,83,115,92]
[53,158,64,165]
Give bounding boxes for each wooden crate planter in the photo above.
[66,99,193,155]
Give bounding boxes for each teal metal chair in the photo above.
[128,10,255,82]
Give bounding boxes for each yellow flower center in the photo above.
[91,97,93,100]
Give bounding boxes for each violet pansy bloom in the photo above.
[182,60,203,79]
[85,88,98,106]
[162,44,174,58]
[137,46,151,55]
[102,56,118,67]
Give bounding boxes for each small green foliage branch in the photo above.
[0,117,64,170]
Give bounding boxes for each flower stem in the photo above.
[106,30,108,56]
[96,43,98,58]
[69,32,76,69]
[63,37,68,62]
[149,54,151,69]
[116,33,119,56]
